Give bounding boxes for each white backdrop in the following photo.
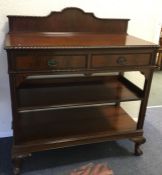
[0,0,162,137]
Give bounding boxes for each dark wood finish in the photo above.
[131,137,146,156]
[8,7,129,33]
[15,54,86,71]
[16,106,137,147]
[158,48,162,70]
[12,154,31,175]
[157,29,162,70]
[91,53,151,68]
[5,33,157,49]
[17,75,143,111]
[4,8,158,174]
[12,157,22,175]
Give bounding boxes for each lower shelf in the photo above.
[14,105,141,152]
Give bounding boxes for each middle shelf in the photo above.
[17,75,143,111]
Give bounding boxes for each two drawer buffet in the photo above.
[4,8,159,174]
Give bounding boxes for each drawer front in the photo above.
[91,53,151,68]
[14,55,86,71]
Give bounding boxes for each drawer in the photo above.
[91,53,151,68]
[14,54,86,71]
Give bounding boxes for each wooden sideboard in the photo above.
[4,8,158,174]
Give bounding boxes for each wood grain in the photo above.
[5,33,157,49]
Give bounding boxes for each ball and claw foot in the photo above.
[131,137,146,156]
[12,154,31,175]
[13,167,21,175]
[12,158,22,175]
[134,143,144,156]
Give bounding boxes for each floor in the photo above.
[148,70,162,106]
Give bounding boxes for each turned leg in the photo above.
[130,137,146,156]
[12,154,31,175]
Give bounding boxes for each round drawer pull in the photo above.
[116,56,127,65]
[48,59,58,67]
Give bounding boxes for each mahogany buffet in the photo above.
[4,8,159,174]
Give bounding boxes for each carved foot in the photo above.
[12,157,22,175]
[131,137,146,156]
[12,154,31,175]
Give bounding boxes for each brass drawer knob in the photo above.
[116,56,127,65]
[48,59,58,67]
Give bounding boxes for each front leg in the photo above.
[131,137,146,156]
[12,157,22,175]
[12,154,31,175]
